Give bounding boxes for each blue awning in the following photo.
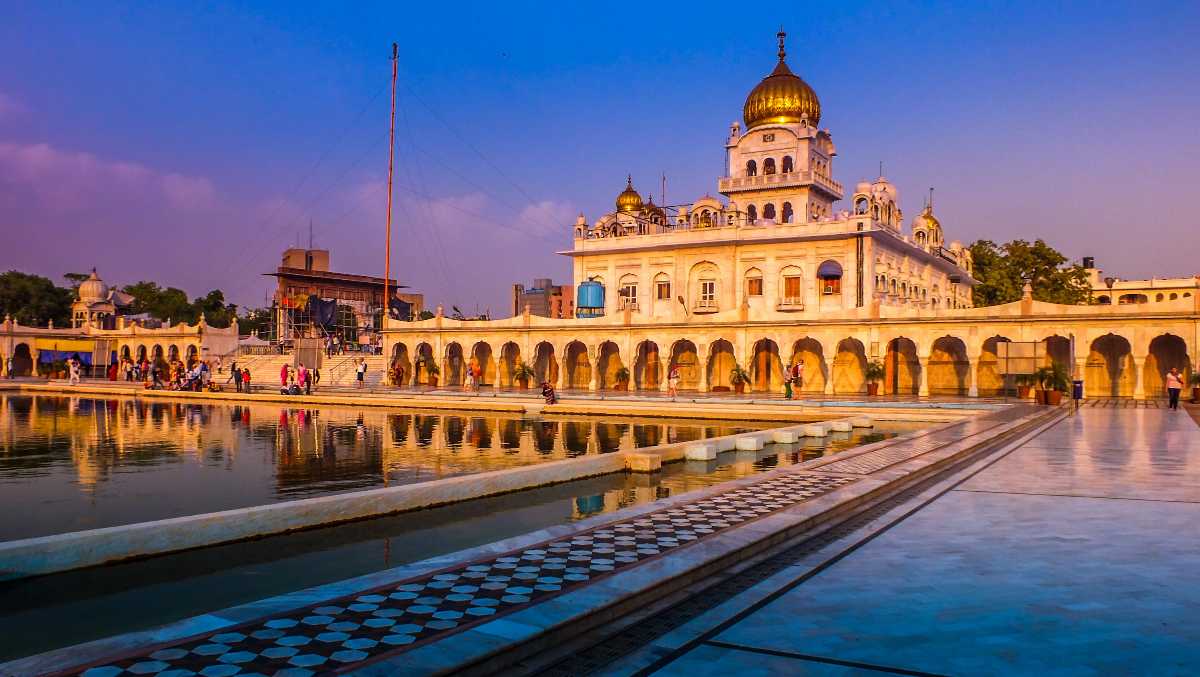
[818,260,843,277]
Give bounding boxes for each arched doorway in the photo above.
[597,342,624,390]
[751,339,783,392]
[120,345,132,362]
[10,343,33,377]
[832,338,866,394]
[977,336,1010,396]
[564,341,590,389]
[634,341,661,390]
[1145,334,1190,398]
[669,340,699,390]
[412,343,434,385]
[533,342,557,385]
[707,339,736,391]
[928,336,969,395]
[444,343,465,387]
[884,338,919,395]
[136,345,147,363]
[185,345,198,365]
[791,338,827,394]
[151,345,167,371]
[167,345,180,363]
[391,343,412,387]
[499,342,521,388]
[1086,334,1133,397]
[1042,335,1071,370]
[471,342,495,386]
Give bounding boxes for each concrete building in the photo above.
[266,247,423,340]
[371,31,1197,399]
[511,278,573,319]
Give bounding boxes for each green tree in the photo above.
[417,309,435,321]
[238,307,273,336]
[0,271,73,326]
[969,239,1090,306]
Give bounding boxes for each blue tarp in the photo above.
[38,351,91,365]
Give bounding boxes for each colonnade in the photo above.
[386,328,1195,399]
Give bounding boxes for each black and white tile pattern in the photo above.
[63,472,856,677]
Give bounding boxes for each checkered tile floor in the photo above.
[62,472,857,677]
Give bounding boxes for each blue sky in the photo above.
[1,1,1197,312]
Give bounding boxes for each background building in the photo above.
[266,247,423,343]
[1083,257,1198,305]
[511,278,573,318]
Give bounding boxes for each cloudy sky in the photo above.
[2,1,1197,314]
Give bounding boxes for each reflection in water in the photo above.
[0,394,776,540]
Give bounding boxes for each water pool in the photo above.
[0,394,780,540]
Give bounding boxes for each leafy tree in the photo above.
[969,239,1090,306]
[238,307,273,336]
[62,272,91,290]
[417,309,435,321]
[0,271,73,326]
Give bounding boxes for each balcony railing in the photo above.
[718,170,844,197]
[776,297,805,311]
[693,298,719,313]
[618,298,639,311]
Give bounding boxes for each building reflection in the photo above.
[0,394,773,501]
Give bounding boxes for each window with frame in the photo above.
[746,277,763,296]
[699,280,717,307]
[821,277,841,295]
[619,283,638,309]
[656,280,671,300]
[783,276,802,304]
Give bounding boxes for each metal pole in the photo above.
[384,43,398,328]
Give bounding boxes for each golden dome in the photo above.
[615,175,643,213]
[644,194,665,219]
[743,30,821,130]
[921,205,941,231]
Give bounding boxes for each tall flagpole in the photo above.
[384,43,398,324]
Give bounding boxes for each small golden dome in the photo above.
[615,175,643,213]
[644,194,665,219]
[743,30,821,130]
[920,204,941,231]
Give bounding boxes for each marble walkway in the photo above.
[649,405,1200,676]
[2,406,1043,677]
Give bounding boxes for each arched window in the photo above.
[854,197,869,215]
[872,204,880,220]
[744,267,763,297]
[782,156,794,173]
[1170,293,1178,300]
[1096,295,1111,305]
[745,160,757,177]
[746,205,757,224]
[780,265,804,306]
[915,231,927,245]
[654,273,671,301]
[763,158,776,175]
[762,203,776,221]
[781,202,793,223]
[1156,293,1164,302]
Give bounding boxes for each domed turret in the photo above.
[743,30,821,130]
[643,194,665,221]
[615,175,643,213]
[77,268,108,303]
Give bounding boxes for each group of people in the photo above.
[110,355,222,391]
[279,362,320,395]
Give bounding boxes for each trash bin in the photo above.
[1072,380,1084,400]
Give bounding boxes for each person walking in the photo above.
[667,364,680,401]
[280,363,289,389]
[1165,367,1184,411]
[790,360,804,400]
[232,363,243,392]
[465,361,476,393]
[356,358,367,389]
[68,357,81,385]
[311,366,320,393]
[241,368,252,393]
[298,363,309,395]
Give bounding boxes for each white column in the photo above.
[968,360,979,397]
[1133,356,1145,400]
[918,357,930,397]
[824,357,835,395]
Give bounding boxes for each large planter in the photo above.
[428,376,439,387]
[517,377,530,390]
[734,382,746,394]
[866,382,880,396]
[1045,390,1063,406]
[1017,385,1032,399]
[1192,387,1200,403]
[1034,389,1046,405]
[613,381,628,391]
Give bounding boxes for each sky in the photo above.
[1,1,1197,315]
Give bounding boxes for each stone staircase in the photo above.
[219,352,388,390]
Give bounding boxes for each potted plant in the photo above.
[864,360,885,396]
[1014,373,1037,399]
[1191,372,1200,404]
[1035,363,1069,405]
[512,361,536,389]
[422,358,440,387]
[729,364,751,394]
[613,366,631,391]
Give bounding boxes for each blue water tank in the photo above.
[576,280,605,318]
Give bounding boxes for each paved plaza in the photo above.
[651,406,1200,675]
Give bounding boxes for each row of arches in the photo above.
[2,342,200,377]
[389,332,1192,398]
[745,155,794,177]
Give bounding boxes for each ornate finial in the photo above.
[777,26,786,61]
[626,174,633,188]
